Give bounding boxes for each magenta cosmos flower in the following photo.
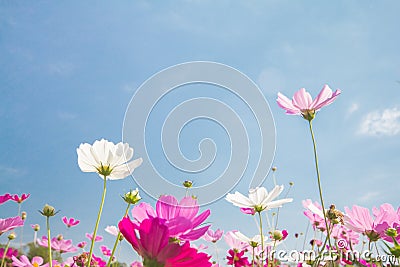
[0,193,11,205]
[0,216,24,235]
[10,194,30,204]
[277,85,341,121]
[0,247,18,259]
[131,195,210,242]
[203,229,223,243]
[119,216,212,267]
[62,216,80,228]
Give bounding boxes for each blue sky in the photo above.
[1,1,400,265]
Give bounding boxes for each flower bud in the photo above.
[272,230,283,241]
[8,232,16,240]
[40,204,57,217]
[32,224,40,231]
[271,166,277,172]
[21,211,27,220]
[183,180,193,188]
[122,189,141,205]
[289,181,294,186]
[57,234,63,241]
[386,228,398,238]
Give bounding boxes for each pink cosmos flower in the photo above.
[203,228,224,243]
[371,203,400,242]
[11,255,45,267]
[0,193,11,205]
[224,231,249,251]
[62,216,80,228]
[0,247,18,259]
[85,233,103,242]
[131,195,211,242]
[77,241,87,249]
[100,245,112,257]
[130,262,143,267]
[37,236,77,253]
[240,208,255,215]
[277,85,341,120]
[302,199,326,231]
[0,216,24,235]
[119,216,212,267]
[331,224,359,247]
[344,204,391,242]
[10,194,30,204]
[226,249,250,267]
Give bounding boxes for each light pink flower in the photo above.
[10,194,30,204]
[344,204,392,242]
[11,255,45,267]
[0,193,11,205]
[224,231,249,251]
[203,228,224,243]
[277,85,341,119]
[331,224,359,247]
[85,233,103,242]
[104,225,119,236]
[37,236,77,253]
[62,216,80,228]
[131,195,211,242]
[0,216,24,235]
[119,216,212,267]
[302,199,326,231]
[130,262,143,267]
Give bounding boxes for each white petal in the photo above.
[226,192,254,208]
[265,198,293,209]
[261,185,284,206]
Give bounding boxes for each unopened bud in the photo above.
[40,204,57,217]
[289,181,294,186]
[57,234,63,241]
[32,224,40,231]
[386,228,398,238]
[183,180,193,188]
[21,211,27,220]
[8,232,16,240]
[271,166,277,172]
[272,230,283,241]
[122,189,141,205]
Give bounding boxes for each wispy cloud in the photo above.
[48,62,75,76]
[58,111,77,120]
[257,68,285,95]
[357,191,381,204]
[358,107,400,136]
[347,103,359,115]
[0,165,26,177]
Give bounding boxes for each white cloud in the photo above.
[357,191,381,204]
[257,68,285,95]
[358,107,400,136]
[0,165,26,176]
[347,103,359,114]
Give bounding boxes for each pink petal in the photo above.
[292,88,312,110]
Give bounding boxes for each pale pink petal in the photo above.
[292,88,313,110]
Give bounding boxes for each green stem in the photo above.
[308,121,333,251]
[107,203,131,267]
[87,176,107,267]
[47,216,53,267]
[258,212,264,266]
[252,246,255,267]
[0,240,10,267]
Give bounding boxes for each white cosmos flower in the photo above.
[225,185,293,212]
[232,231,262,247]
[77,139,143,180]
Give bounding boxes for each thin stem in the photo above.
[47,216,53,267]
[252,246,255,267]
[274,185,293,229]
[213,242,220,265]
[87,176,107,267]
[258,212,264,266]
[107,203,131,267]
[0,239,10,267]
[308,121,332,250]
